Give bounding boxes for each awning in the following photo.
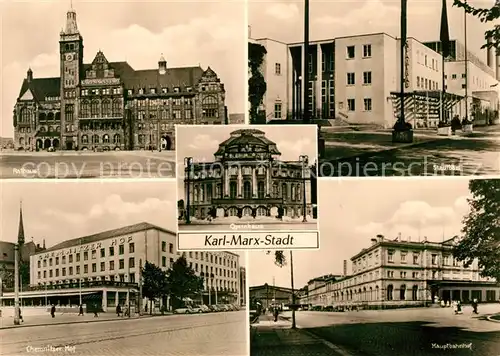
[0,291,97,299]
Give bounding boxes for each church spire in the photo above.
[64,1,79,35]
[18,200,25,245]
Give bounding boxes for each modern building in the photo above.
[249,284,296,310]
[1,221,242,311]
[182,128,316,221]
[299,234,499,309]
[13,6,226,151]
[251,32,499,128]
[239,266,246,306]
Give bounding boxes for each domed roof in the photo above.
[214,129,281,159]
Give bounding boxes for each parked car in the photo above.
[173,306,194,314]
[190,305,203,313]
[208,305,220,312]
[218,304,230,311]
[231,304,240,311]
[199,305,211,313]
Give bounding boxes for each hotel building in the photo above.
[299,234,499,309]
[251,33,499,128]
[13,6,226,151]
[182,129,316,221]
[1,222,242,311]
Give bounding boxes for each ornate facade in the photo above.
[299,235,500,309]
[13,7,225,151]
[184,129,314,220]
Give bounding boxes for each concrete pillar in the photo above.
[224,167,229,197]
[115,291,119,307]
[252,168,257,197]
[237,168,242,197]
[266,166,271,197]
[102,289,107,312]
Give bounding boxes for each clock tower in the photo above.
[59,5,83,150]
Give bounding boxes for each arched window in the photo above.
[202,96,218,118]
[412,285,418,301]
[102,99,111,117]
[39,127,46,132]
[272,182,279,198]
[113,134,120,144]
[91,100,99,117]
[387,285,393,301]
[92,135,99,144]
[47,112,54,120]
[138,134,145,144]
[81,135,89,144]
[375,286,379,300]
[400,285,406,300]
[282,183,287,199]
[48,126,53,132]
[256,207,267,216]
[243,181,252,199]
[242,207,252,216]
[81,100,90,117]
[291,185,296,201]
[103,134,110,143]
[112,99,121,117]
[258,181,265,199]
[21,108,31,123]
[55,126,60,132]
[229,181,237,199]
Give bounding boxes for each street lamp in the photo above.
[290,251,296,329]
[14,244,20,325]
[299,155,308,223]
[139,258,143,316]
[127,264,131,318]
[79,239,82,306]
[184,157,193,224]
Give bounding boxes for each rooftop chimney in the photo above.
[27,68,33,82]
[158,54,167,75]
[371,238,378,245]
[376,234,384,242]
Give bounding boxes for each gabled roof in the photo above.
[18,77,60,102]
[40,222,175,254]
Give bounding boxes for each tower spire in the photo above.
[63,1,79,35]
[18,200,25,245]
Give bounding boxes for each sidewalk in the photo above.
[322,124,500,161]
[251,314,345,356]
[0,312,172,329]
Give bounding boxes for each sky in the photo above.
[0,180,245,265]
[249,0,494,61]
[175,124,318,194]
[0,0,246,138]
[247,177,475,289]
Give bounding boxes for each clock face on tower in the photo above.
[66,53,74,61]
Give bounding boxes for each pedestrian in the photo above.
[456,301,462,314]
[78,304,84,316]
[116,304,122,317]
[19,308,23,323]
[51,304,56,318]
[273,307,279,322]
[472,299,478,314]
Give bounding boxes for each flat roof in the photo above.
[39,222,176,254]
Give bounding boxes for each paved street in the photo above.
[1,311,247,356]
[251,313,341,356]
[320,127,499,177]
[284,304,500,356]
[0,151,176,179]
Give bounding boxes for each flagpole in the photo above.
[399,0,407,125]
[440,0,450,124]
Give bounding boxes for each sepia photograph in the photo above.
[176,125,320,250]
[248,0,499,177]
[0,180,247,356]
[249,178,500,356]
[1,0,246,179]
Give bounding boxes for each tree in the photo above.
[266,250,296,328]
[248,42,267,124]
[142,261,168,314]
[166,255,204,310]
[453,179,500,281]
[453,0,500,55]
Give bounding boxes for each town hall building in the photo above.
[13,7,226,151]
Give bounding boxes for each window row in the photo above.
[346,98,372,112]
[38,257,137,278]
[346,71,372,85]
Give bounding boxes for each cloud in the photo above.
[265,3,299,21]
[188,134,220,152]
[388,201,457,228]
[355,222,384,235]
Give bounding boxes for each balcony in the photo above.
[211,197,283,205]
